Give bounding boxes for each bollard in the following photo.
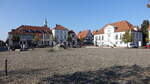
[5,59,8,76]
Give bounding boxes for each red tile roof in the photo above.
[53,24,69,30]
[92,30,99,35]
[77,30,90,39]
[9,25,52,35]
[96,20,135,35]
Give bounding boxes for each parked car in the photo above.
[10,45,21,51]
[130,43,138,48]
[55,43,66,49]
[144,45,150,48]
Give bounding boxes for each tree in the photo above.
[51,35,58,46]
[5,39,9,45]
[77,38,84,43]
[52,35,57,43]
[141,20,149,46]
[146,38,150,42]
[0,40,6,47]
[67,34,72,47]
[33,35,41,42]
[33,35,41,46]
[11,35,20,42]
[67,34,72,42]
[122,31,133,48]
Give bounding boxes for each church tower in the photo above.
[44,18,48,27]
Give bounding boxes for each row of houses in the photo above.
[8,20,150,49]
[7,20,94,49]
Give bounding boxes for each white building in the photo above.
[52,24,69,44]
[94,21,142,47]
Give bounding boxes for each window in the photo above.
[56,35,58,39]
[116,34,118,40]
[100,36,101,40]
[108,34,110,37]
[102,35,104,40]
[64,36,65,39]
[95,36,98,40]
[120,34,122,39]
[120,41,122,44]
[116,42,118,44]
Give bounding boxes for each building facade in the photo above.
[8,25,53,49]
[52,24,69,44]
[77,30,93,45]
[94,21,142,47]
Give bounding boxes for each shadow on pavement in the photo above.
[39,65,150,84]
[0,68,48,83]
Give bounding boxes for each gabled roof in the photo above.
[96,20,135,35]
[69,30,75,33]
[92,30,99,35]
[77,30,90,39]
[18,25,51,31]
[53,24,69,30]
[9,25,52,34]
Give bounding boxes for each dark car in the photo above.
[10,45,21,51]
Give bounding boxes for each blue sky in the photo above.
[0,0,150,41]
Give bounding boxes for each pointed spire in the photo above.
[44,18,48,27]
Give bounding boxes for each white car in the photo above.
[130,43,138,48]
